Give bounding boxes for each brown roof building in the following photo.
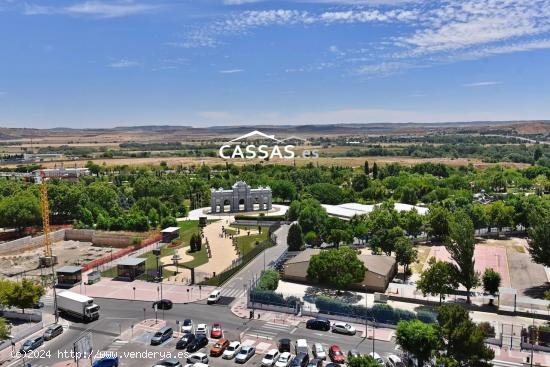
[282,248,397,293]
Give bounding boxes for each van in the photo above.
[295,339,308,355]
[43,324,63,340]
[207,290,221,304]
[151,326,173,345]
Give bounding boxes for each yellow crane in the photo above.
[38,171,56,267]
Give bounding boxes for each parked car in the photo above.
[92,356,119,367]
[325,364,340,367]
[222,341,241,359]
[210,338,230,357]
[368,352,384,365]
[196,323,208,335]
[328,345,345,364]
[151,327,173,345]
[347,350,360,359]
[181,319,194,333]
[187,352,209,364]
[43,324,63,341]
[386,354,405,367]
[290,353,309,367]
[20,336,44,354]
[278,338,291,353]
[187,335,209,352]
[152,299,173,310]
[207,289,221,304]
[305,318,331,331]
[210,323,223,338]
[295,339,308,355]
[262,349,280,367]
[176,333,196,349]
[153,358,182,367]
[275,352,292,367]
[235,345,256,364]
[307,359,323,367]
[331,322,356,336]
[312,343,326,360]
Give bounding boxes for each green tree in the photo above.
[417,257,458,304]
[298,199,328,234]
[0,192,41,231]
[307,183,343,205]
[328,228,353,249]
[372,162,379,179]
[304,231,318,246]
[7,279,45,313]
[348,355,383,367]
[437,304,495,366]
[446,210,479,304]
[396,319,440,367]
[148,208,159,228]
[286,200,301,221]
[528,218,550,267]
[426,206,450,241]
[96,213,110,230]
[307,247,366,289]
[257,270,280,291]
[160,216,178,229]
[364,161,370,175]
[0,317,9,341]
[395,236,417,281]
[482,268,501,305]
[485,201,514,235]
[0,279,15,307]
[401,209,423,238]
[287,223,304,251]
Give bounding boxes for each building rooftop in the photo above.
[56,266,82,274]
[322,202,428,220]
[117,257,146,266]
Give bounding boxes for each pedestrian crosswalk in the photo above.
[245,321,294,341]
[492,360,523,367]
[220,287,245,299]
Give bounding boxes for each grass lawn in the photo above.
[235,230,269,256]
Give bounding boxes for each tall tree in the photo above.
[482,268,501,305]
[426,206,450,241]
[307,247,366,289]
[446,210,479,303]
[372,162,379,179]
[528,218,550,267]
[364,161,370,175]
[396,319,440,367]
[437,304,495,366]
[485,201,514,235]
[0,318,9,341]
[394,237,418,281]
[417,257,458,304]
[7,279,45,313]
[287,223,304,251]
[401,209,424,238]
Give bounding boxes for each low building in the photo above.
[116,257,146,281]
[161,227,180,243]
[322,202,428,221]
[56,266,82,288]
[282,249,396,293]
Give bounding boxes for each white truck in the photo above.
[57,291,100,322]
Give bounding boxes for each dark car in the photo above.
[155,358,182,367]
[176,333,195,349]
[187,335,208,352]
[305,318,331,331]
[152,299,173,310]
[92,356,119,367]
[20,336,44,354]
[278,338,291,353]
[291,353,309,367]
[307,359,323,367]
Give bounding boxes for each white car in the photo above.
[222,341,241,359]
[331,322,356,335]
[261,349,280,367]
[275,352,292,367]
[207,290,221,304]
[181,319,193,333]
[312,343,326,360]
[187,352,209,365]
[196,323,208,335]
[386,354,406,367]
[368,352,384,365]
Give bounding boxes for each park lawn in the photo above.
[235,230,269,256]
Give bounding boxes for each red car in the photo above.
[211,323,223,338]
[329,345,345,364]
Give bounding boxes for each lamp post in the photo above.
[133,286,136,301]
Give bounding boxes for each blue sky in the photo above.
[1,0,550,128]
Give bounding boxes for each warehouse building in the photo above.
[282,249,397,293]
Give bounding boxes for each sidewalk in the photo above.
[67,278,215,304]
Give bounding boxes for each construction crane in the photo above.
[38,171,57,267]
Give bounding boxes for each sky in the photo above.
[1,0,550,128]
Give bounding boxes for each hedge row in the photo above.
[250,289,300,308]
[315,296,437,325]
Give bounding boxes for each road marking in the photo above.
[245,333,274,340]
[290,327,297,334]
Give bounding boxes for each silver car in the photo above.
[312,343,326,360]
[235,346,256,363]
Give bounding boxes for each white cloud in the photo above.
[24,1,159,18]
[219,69,244,73]
[108,59,141,68]
[462,81,502,88]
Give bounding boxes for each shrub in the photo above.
[257,270,280,291]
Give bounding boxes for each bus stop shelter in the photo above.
[117,257,146,281]
[56,266,82,288]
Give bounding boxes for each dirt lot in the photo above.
[0,240,112,279]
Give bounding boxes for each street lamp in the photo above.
[133,286,136,300]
